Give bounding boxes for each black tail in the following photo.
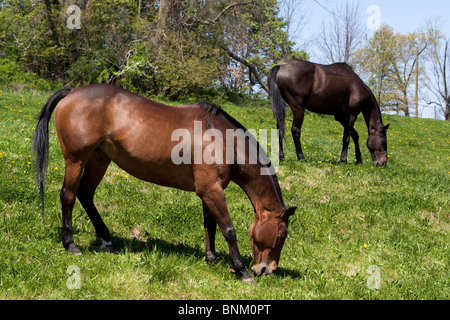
[268,65,287,140]
[33,88,71,218]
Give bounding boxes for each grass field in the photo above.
[0,87,449,299]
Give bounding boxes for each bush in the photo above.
[0,58,57,91]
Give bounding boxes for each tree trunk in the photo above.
[445,99,450,120]
[155,0,171,45]
[155,0,182,48]
[43,0,60,46]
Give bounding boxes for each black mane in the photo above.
[197,102,285,208]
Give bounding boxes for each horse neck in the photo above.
[233,163,286,217]
[362,94,384,131]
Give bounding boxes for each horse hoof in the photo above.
[205,257,219,266]
[205,251,218,264]
[101,245,114,253]
[243,277,257,285]
[67,243,82,256]
[241,271,257,285]
[100,240,114,252]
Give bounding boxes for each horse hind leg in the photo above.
[277,123,285,160]
[292,107,305,160]
[76,150,112,251]
[202,201,218,264]
[60,160,85,255]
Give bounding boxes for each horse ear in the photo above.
[383,123,390,131]
[282,207,297,219]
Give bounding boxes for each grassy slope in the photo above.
[0,88,448,299]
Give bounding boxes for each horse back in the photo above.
[277,60,371,115]
[53,84,237,192]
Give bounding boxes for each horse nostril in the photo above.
[260,266,266,275]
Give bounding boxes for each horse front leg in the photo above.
[277,123,285,161]
[351,129,362,164]
[197,184,254,283]
[339,114,358,163]
[202,201,217,264]
[340,126,351,163]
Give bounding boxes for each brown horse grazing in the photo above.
[268,59,390,166]
[33,84,296,283]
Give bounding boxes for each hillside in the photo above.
[0,87,448,299]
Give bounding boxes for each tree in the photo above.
[0,0,303,99]
[207,0,303,94]
[278,0,311,59]
[354,25,397,111]
[317,0,365,64]
[354,24,429,117]
[389,31,429,117]
[155,0,181,49]
[423,23,450,120]
[152,0,304,95]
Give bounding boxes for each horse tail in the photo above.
[33,88,71,218]
[268,65,287,140]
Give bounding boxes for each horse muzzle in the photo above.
[251,261,278,276]
[373,160,387,167]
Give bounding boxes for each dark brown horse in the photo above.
[268,59,389,166]
[33,84,296,283]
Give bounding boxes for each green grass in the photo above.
[0,87,449,299]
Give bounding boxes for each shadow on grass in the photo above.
[71,234,303,280]
[282,158,362,166]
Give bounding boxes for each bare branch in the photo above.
[316,0,364,64]
[221,45,270,94]
[201,1,254,25]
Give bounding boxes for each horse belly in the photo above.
[99,140,197,192]
[305,95,337,115]
[306,87,349,115]
[305,103,334,115]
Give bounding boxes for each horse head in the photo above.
[367,123,390,167]
[249,207,296,275]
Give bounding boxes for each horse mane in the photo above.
[359,82,384,127]
[342,62,354,70]
[198,102,246,131]
[197,102,285,207]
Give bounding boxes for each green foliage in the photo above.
[0,0,304,100]
[151,31,222,99]
[355,24,430,117]
[0,58,57,91]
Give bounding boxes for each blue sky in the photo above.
[358,0,450,35]
[297,0,450,53]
